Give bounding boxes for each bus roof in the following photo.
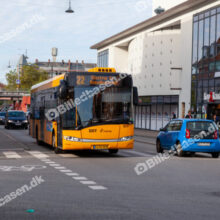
[31,74,65,93]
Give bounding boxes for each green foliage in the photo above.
[5,70,17,91]
[20,65,48,91]
[5,65,49,91]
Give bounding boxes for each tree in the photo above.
[5,70,17,91]
[20,65,48,91]
[5,65,49,91]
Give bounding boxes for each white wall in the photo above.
[179,16,193,117]
[128,30,181,97]
[113,46,128,73]
[152,0,187,15]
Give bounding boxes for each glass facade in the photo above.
[135,96,179,130]
[97,49,109,67]
[192,6,220,118]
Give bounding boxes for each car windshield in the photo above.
[63,87,132,128]
[8,112,25,118]
[0,112,6,116]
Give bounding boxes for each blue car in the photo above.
[156,119,220,158]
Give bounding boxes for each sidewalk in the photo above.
[134,129,159,138]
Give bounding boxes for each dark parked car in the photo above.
[0,112,6,125]
[5,111,28,129]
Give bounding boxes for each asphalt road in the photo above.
[0,126,220,220]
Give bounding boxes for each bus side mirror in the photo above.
[133,87,138,106]
[58,80,67,99]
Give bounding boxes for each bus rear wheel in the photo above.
[109,149,118,154]
[36,128,41,145]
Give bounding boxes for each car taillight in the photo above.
[214,130,218,139]
[186,129,190,139]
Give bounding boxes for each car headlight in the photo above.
[64,136,81,142]
[8,120,14,123]
[23,120,28,123]
[119,136,133,141]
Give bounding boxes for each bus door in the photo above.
[57,99,63,147]
[39,96,45,141]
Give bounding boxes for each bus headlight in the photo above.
[64,136,81,142]
[119,136,133,142]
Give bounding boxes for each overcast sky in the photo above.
[0,0,152,83]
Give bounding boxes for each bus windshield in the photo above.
[74,87,132,128]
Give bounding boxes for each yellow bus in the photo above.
[29,68,138,154]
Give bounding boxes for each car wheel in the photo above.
[156,140,164,153]
[190,152,196,157]
[176,142,184,157]
[109,149,118,154]
[211,153,219,158]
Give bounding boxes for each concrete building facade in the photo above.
[91,0,220,130]
[34,59,96,78]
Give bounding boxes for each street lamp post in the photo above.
[65,0,74,13]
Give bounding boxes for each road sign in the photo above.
[16,79,20,85]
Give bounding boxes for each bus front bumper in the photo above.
[62,139,134,151]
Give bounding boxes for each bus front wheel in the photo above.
[53,133,62,154]
[54,147,62,154]
[52,133,56,148]
[109,149,118,154]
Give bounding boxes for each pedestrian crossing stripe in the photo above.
[3,152,21,159]
[0,150,203,159]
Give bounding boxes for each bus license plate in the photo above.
[92,145,108,150]
[198,143,210,146]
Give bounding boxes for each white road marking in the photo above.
[49,164,60,167]
[60,169,72,173]
[59,154,78,158]
[38,157,108,190]
[28,151,49,158]
[3,152,22,159]
[88,186,107,190]
[123,150,153,157]
[54,167,66,170]
[73,177,87,180]
[40,159,51,162]
[80,181,96,185]
[65,173,79,176]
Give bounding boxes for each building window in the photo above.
[192,6,220,118]
[97,49,109,67]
